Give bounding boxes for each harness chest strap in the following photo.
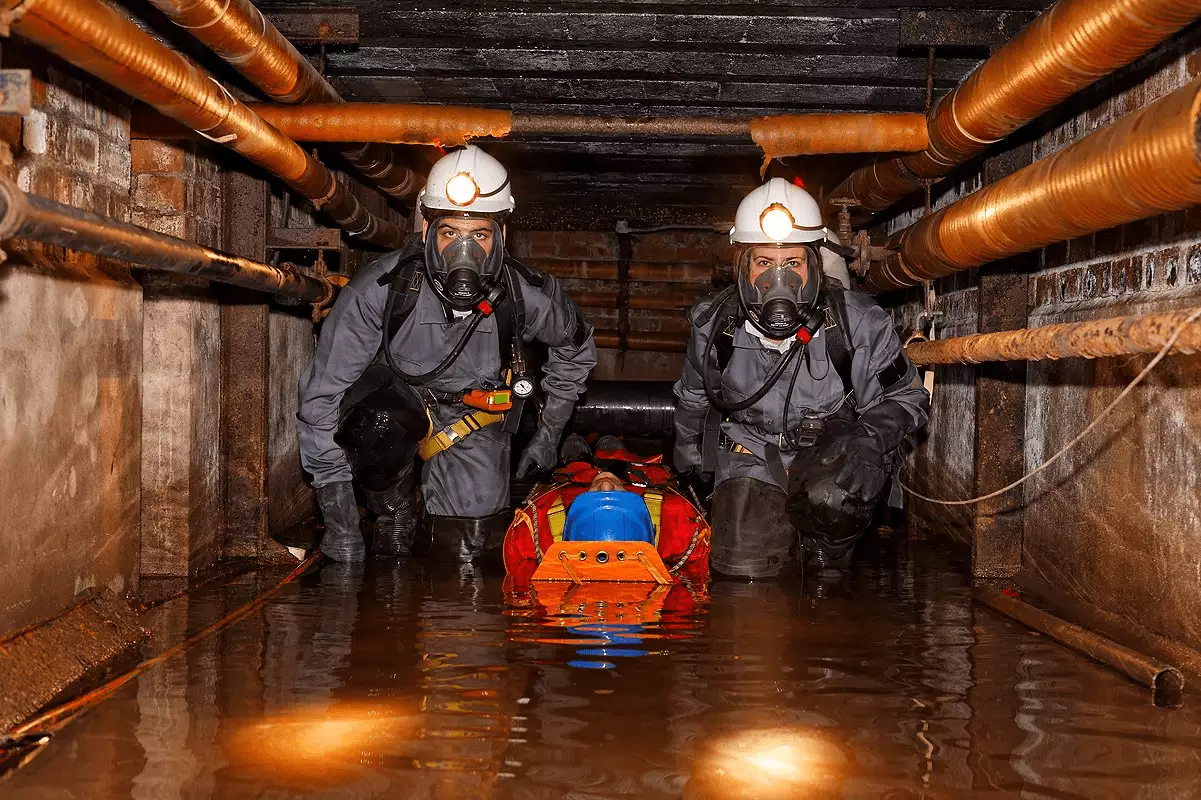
[418,409,506,460]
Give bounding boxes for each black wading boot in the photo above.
[315,481,366,563]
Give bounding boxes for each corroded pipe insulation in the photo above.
[831,0,1201,212]
[130,102,930,156]
[907,308,1201,366]
[147,0,420,198]
[243,103,513,146]
[867,78,1201,292]
[0,174,332,304]
[750,113,929,167]
[3,0,404,248]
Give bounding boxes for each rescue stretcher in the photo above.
[501,440,711,589]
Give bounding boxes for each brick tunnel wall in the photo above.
[508,229,731,380]
[0,58,142,636]
[888,28,1201,654]
[0,49,403,637]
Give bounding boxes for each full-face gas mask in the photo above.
[422,216,506,312]
[735,244,824,340]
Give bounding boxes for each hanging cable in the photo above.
[0,553,322,780]
[902,307,1201,507]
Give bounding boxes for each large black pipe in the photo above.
[570,381,676,437]
[0,175,332,304]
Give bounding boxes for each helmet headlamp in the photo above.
[759,203,796,242]
[445,172,480,207]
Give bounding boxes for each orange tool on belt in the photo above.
[461,388,513,412]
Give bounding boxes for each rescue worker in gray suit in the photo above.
[673,179,929,579]
[298,146,597,563]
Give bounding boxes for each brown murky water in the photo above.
[6,542,1201,799]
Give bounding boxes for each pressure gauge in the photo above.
[512,376,535,398]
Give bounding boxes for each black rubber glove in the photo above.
[819,435,890,503]
[812,400,912,503]
[517,395,574,478]
[672,403,709,475]
[315,481,365,563]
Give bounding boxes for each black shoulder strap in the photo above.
[378,255,423,356]
[496,267,522,372]
[821,287,857,404]
[695,287,739,374]
[504,255,547,288]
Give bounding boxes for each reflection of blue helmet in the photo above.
[564,492,655,543]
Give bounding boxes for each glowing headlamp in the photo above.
[445,172,480,207]
[759,203,795,242]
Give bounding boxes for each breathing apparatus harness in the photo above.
[696,258,860,477]
[374,238,543,442]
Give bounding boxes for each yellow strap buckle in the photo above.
[418,410,506,460]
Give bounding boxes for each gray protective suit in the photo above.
[298,242,597,518]
[673,288,929,577]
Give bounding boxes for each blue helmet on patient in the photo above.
[563,491,655,543]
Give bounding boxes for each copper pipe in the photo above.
[146,0,420,198]
[974,588,1184,708]
[593,330,686,352]
[0,174,332,304]
[751,113,928,160]
[866,78,1201,293]
[131,102,930,155]
[4,0,403,248]
[830,0,1201,213]
[907,308,1201,366]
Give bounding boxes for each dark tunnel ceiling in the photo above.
[262,1,1057,230]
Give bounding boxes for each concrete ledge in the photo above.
[0,589,149,732]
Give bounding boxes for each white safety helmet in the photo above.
[730,177,825,245]
[419,144,515,217]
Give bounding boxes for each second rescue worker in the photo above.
[298,146,597,563]
[674,179,930,579]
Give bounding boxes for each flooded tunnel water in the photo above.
[5,542,1201,799]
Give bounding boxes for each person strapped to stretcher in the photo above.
[502,434,711,588]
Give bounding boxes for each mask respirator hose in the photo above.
[701,330,803,413]
[381,285,488,386]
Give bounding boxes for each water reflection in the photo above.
[6,544,1201,799]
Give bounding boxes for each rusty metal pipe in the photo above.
[974,588,1184,707]
[593,330,686,353]
[131,102,930,155]
[831,0,1201,213]
[146,0,420,198]
[3,0,404,248]
[907,308,1201,365]
[0,174,331,304]
[867,78,1201,293]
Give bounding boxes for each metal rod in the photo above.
[146,0,420,199]
[0,175,331,304]
[2,0,404,249]
[132,103,930,155]
[593,330,686,353]
[571,291,696,311]
[830,0,1201,214]
[866,78,1201,293]
[973,588,1184,708]
[907,307,1201,365]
